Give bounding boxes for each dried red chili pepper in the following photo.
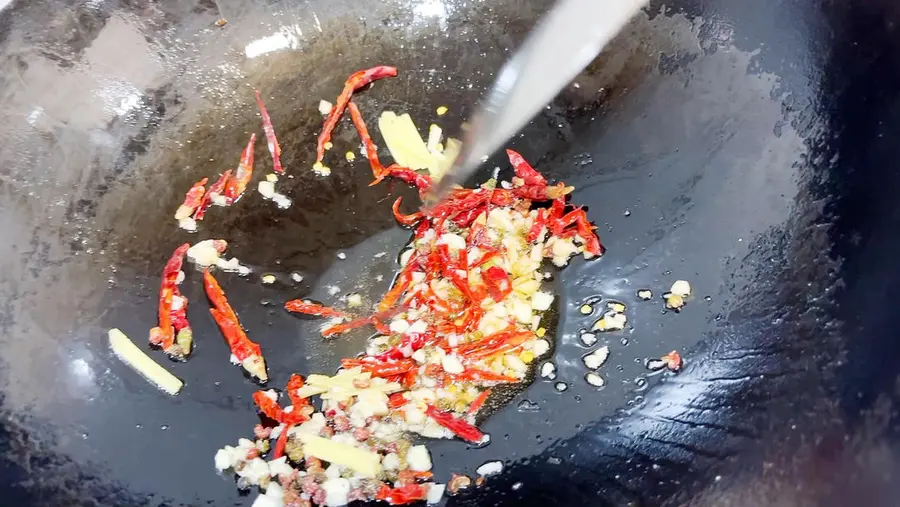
[387,392,408,409]
[447,368,519,383]
[506,149,546,186]
[252,391,308,425]
[194,169,232,220]
[149,243,192,358]
[377,269,413,312]
[527,208,547,242]
[286,374,310,408]
[374,483,428,505]
[284,300,347,318]
[467,388,492,415]
[512,182,573,201]
[347,101,391,183]
[226,133,256,201]
[204,270,268,381]
[272,422,293,459]
[320,315,372,337]
[175,178,208,220]
[316,66,398,165]
[482,266,513,302]
[388,166,433,192]
[661,350,683,371]
[391,196,424,226]
[341,358,417,378]
[254,89,284,174]
[424,404,485,443]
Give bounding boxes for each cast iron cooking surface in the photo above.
[1,0,900,506]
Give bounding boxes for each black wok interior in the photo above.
[1,0,900,506]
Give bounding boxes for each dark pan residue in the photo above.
[1,0,900,506]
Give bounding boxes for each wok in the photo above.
[1,0,899,505]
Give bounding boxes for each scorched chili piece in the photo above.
[175,178,207,220]
[284,300,348,319]
[424,404,485,443]
[316,66,398,165]
[204,270,268,382]
[149,243,193,359]
[254,89,284,174]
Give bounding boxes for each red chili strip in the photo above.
[482,265,513,302]
[285,374,310,408]
[149,243,191,355]
[387,392,408,409]
[387,166,433,193]
[506,149,546,186]
[272,422,293,459]
[227,133,256,201]
[341,358,418,378]
[252,391,308,426]
[175,178,208,220]
[527,208,547,242]
[321,315,373,337]
[284,300,347,318]
[375,483,428,505]
[347,101,391,183]
[316,66,398,165]
[467,388,492,415]
[204,270,267,376]
[447,368,519,383]
[194,170,232,220]
[254,89,284,174]
[391,196,424,226]
[424,404,485,443]
[661,350,683,371]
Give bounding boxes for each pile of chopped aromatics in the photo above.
[127,65,605,507]
[218,146,603,506]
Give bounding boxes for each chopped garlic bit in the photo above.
[531,291,554,311]
[585,372,605,387]
[217,257,251,276]
[579,303,593,315]
[108,328,183,395]
[637,289,653,300]
[540,361,557,380]
[664,293,685,310]
[476,460,503,477]
[318,99,333,115]
[346,293,362,308]
[178,217,198,232]
[592,311,627,332]
[426,484,446,504]
[436,106,449,116]
[265,173,278,183]
[187,239,227,268]
[407,445,433,472]
[261,274,276,284]
[258,180,276,198]
[345,151,356,161]
[583,346,610,370]
[607,301,626,313]
[291,272,304,283]
[532,339,551,357]
[670,280,692,297]
[580,332,598,346]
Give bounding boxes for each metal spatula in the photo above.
[425,0,649,205]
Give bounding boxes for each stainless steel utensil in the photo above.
[426,0,649,204]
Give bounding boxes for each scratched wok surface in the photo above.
[1,0,900,506]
